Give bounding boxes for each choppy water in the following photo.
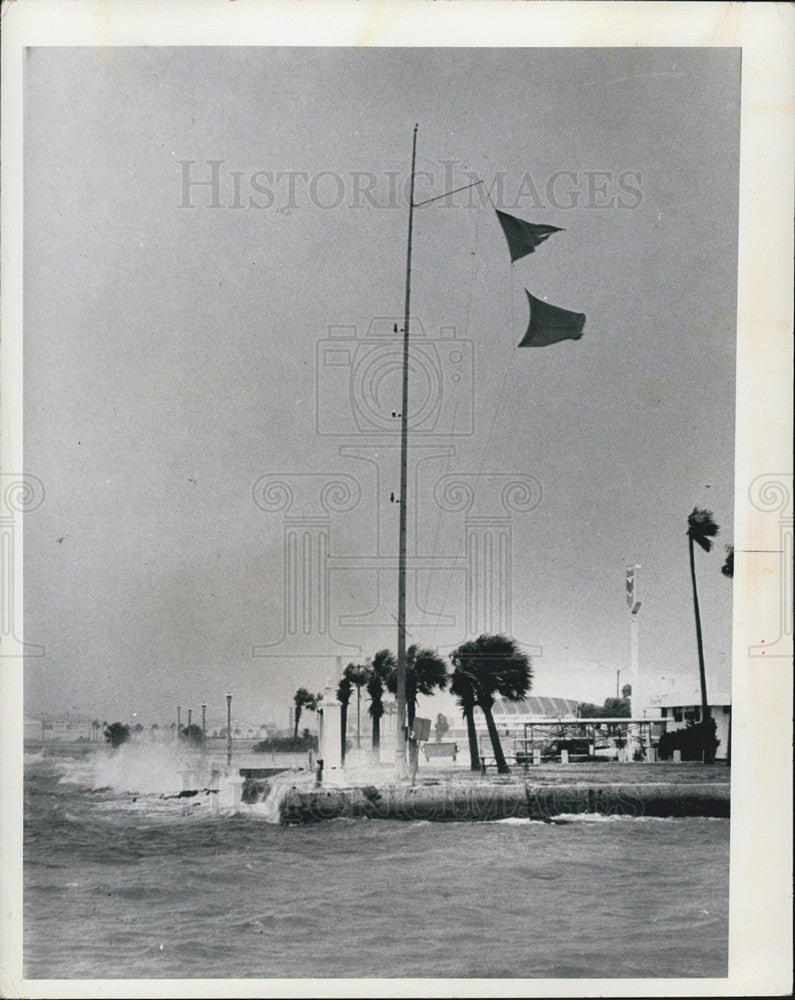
[24,746,729,979]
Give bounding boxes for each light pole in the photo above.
[201,702,207,746]
[616,669,621,700]
[226,693,232,767]
[177,705,181,739]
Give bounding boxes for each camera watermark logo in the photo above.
[251,315,544,661]
[1,474,46,658]
[315,318,474,438]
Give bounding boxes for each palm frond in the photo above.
[336,675,353,705]
[687,506,720,551]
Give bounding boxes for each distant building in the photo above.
[492,696,582,722]
[24,716,44,743]
[24,715,99,744]
[483,696,583,744]
[647,692,731,761]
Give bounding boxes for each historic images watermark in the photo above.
[273,779,655,823]
[176,159,643,212]
[0,474,46,658]
[746,474,793,657]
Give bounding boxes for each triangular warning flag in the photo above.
[495,210,562,262]
[519,291,585,348]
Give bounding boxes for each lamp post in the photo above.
[201,702,207,746]
[226,693,232,767]
[616,669,621,700]
[177,706,181,739]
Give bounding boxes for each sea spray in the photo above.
[44,740,245,812]
[90,740,216,796]
[247,773,317,824]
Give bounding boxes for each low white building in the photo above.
[646,692,731,761]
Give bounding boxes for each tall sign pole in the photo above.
[226,693,232,767]
[395,124,419,779]
[626,564,642,716]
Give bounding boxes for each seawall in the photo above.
[257,780,730,824]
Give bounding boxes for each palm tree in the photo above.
[687,507,720,763]
[383,645,448,770]
[180,723,203,745]
[721,544,734,578]
[336,674,353,764]
[450,666,481,770]
[450,634,532,774]
[367,650,392,759]
[344,662,371,750]
[103,722,130,748]
[293,687,318,738]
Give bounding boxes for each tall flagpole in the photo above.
[395,123,418,778]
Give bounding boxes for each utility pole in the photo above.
[393,126,483,778]
[395,124,419,780]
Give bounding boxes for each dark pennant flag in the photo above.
[495,209,562,262]
[518,291,585,348]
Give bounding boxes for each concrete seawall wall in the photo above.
[268,781,730,824]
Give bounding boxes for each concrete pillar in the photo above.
[560,749,569,764]
[318,678,343,774]
[210,768,220,816]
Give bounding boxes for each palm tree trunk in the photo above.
[480,701,510,774]
[356,687,361,749]
[689,534,712,763]
[407,696,419,773]
[340,703,348,764]
[463,705,480,771]
[372,713,380,754]
[293,708,301,739]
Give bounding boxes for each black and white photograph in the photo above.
[1,2,792,996]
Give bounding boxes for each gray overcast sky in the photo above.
[24,46,739,726]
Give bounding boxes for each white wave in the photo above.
[245,772,317,824]
[491,817,548,825]
[550,812,676,823]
